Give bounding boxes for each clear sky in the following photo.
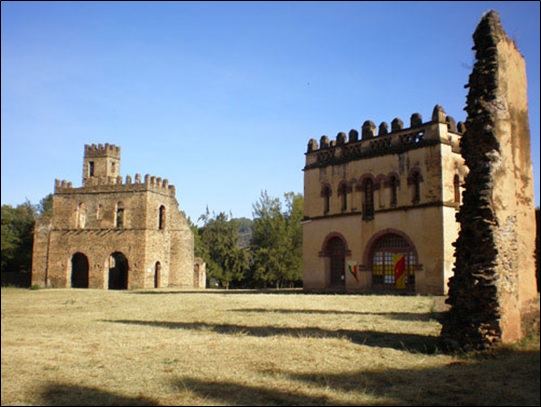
[2,1,539,223]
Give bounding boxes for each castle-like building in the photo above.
[31,143,203,289]
[302,105,467,295]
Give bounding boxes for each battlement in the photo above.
[55,173,176,196]
[305,105,464,169]
[84,143,121,159]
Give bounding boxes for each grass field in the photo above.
[1,287,539,406]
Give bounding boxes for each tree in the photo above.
[251,191,303,288]
[37,193,53,219]
[198,210,250,289]
[1,200,37,273]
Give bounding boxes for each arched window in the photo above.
[370,233,416,290]
[408,170,422,204]
[321,184,332,215]
[76,203,85,229]
[454,174,461,204]
[389,176,399,207]
[116,202,124,228]
[154,261,161,288]
[362,178,374,220]
[338,182,348,212]
[158,205,166,230]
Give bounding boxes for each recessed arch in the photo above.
[363,229,419,291]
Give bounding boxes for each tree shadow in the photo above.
[38,383,159,406]
[171,349,540,406]
[172,377,357,406]
[104,319,440,354]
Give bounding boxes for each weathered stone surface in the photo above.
[441,10,539,350]
[31,143,202,290]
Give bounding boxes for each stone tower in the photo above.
[83,143,121,186]
[442,11,539,349]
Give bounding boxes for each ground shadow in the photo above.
[104,319,440,353]
[228,308,443,322]
[129,288,303,295]
[38,383,159,406]
[172,349,540,406]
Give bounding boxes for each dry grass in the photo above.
[1,287,539,406]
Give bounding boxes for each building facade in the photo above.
[302,105,467,295]
[31,143,201,290]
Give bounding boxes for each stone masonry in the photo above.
[31,143,202,290]
[441,11,539,349]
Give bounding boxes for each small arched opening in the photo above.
[154,261,161,288]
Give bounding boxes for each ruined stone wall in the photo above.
[442,11,539,349]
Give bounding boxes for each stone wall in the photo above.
[31,144,196,290]
[442,11,539,350]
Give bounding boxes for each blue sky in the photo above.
[2,1,540,222]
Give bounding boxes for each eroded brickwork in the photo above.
[442,11,539,349]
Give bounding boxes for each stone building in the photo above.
[302,105,467,295]
[31,143,201,290]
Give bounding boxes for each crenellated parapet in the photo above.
[84,143,121,159]
[55,173,176,196]
[305,105,464,169]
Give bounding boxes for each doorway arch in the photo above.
[71,252,89,288]
[321,234,349,289]
[108,252,129,290]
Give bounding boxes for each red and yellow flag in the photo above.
[348,261,359,283]
[393,254,406,289]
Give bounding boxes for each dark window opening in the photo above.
[159,205,166,230]
[454,174,461,204]
[89,161,94,177]
[363,179,374,220]
[116,202,124,228]
[338,183,348,212]
[322,185,331,215]
[411,172,421,203]
[390,176,398,207]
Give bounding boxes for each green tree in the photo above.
[198,210,249,289]
[37,193,53,219]
[1,200,37,273]
[251,191,303,288]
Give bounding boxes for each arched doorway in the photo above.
[108,252,129,290]
[323,235,348,289]
[369,232,417,291]
[71,252,89,288]
[154,261,161,288]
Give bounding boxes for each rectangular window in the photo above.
[89,161,94,176]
